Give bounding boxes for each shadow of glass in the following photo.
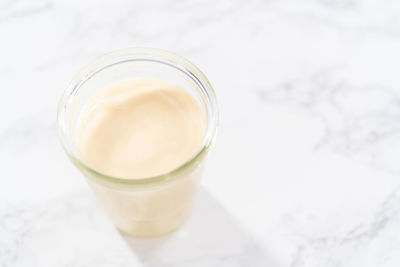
[120,187,280,267]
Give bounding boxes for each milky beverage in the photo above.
[76,78,206,236]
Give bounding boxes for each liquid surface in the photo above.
[76,78,205,179]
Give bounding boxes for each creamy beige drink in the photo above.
[77,78,205,179]
[76,78,206,236]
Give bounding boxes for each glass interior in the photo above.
[57,48,218,186]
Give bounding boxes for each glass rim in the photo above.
[57,47,218,187]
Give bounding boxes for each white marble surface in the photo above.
[1,0,400,266]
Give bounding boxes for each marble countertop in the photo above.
[1,0,400,266]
